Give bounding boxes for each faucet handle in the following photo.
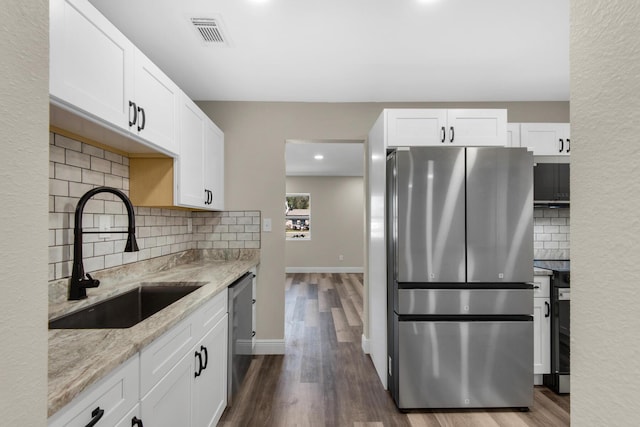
[84,273,100,288]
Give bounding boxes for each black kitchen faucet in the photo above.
[69,186,139,300]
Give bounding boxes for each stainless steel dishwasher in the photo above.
[227,272,254,405]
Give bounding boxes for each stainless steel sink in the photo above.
[49,283,204,329]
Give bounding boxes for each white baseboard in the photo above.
[285,266,364,273]
[253,339,285,355]
[361,334,370,354]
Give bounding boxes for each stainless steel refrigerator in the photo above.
[386,146,534,410]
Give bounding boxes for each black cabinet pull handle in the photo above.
[137,106,146,132]
[559,138,564,153]
[128,101,137,127]
[131,416,144,427]
[566,138,570,153]
[449,126,454,143]
[85,407,104,427]
[209,190,213,205]
[440,126,445,143]
[545,301,550,318]
[252,298,256,304]
[204,189,211,205]
[251,331,256,338]
[194,350,203,377]
[201,345,208,370]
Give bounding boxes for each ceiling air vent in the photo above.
[191,18,228,45]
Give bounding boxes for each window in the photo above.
[285,193,311,240]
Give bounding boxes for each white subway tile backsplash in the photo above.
[66,150,91,169]
[111,163,129,178]
[82,169,104,186]
[82,144,104,158]
[55,163,82,182]
[55,134,82,151]
[48,132,260,281]
[534,207,570,259]
[49,179,68,196]
[91,157,112,174]
[104,151,123,164]
[50,145,65,163]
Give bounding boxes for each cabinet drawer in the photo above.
[140,315,198,397]
[49,355,139,427]
[193,288,228,339]
[533,276,551,298]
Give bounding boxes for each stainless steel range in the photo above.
[386,147,534,410]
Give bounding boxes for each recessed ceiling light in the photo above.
[314,154,324,160]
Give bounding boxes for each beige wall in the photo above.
[197,101,569,342]
[285,176,364,270]
[0,0,49,424]
[571,1,640,425]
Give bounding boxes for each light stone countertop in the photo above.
[534,267,553,276]
[48,249,259,417]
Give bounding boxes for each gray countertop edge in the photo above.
[48,254,259,418]
[534,267,553,276]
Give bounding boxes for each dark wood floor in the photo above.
[219,273,570,427]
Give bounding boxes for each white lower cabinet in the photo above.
[115,404,143,427]
[533,276,551,384]
[48,356,139,427]
[193,315,229,427]
[140,350,194,427]
[49,288,230,427]
[140,289,229,427]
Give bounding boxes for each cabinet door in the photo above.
[446,109,507,146]
[193,314,228,427]
[177,95,206,208]
[520,123,570,156]
[133,51,180,155]
[114,404,142,427]
[140,351,194,427]
[533,298,551,374]
[48,356,139,427]
[507,123,521,147]
[50,0,133,130]
[386,109,448,147]
[203,119,225,210]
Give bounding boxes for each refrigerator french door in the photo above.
[387,147,534,409]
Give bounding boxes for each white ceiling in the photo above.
[88,0,569,103]
[286,140,364,177]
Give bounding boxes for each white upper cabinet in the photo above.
[386,109,447,146]
[204,120,225,211]
[50,0,180,155]
[177,94,225,210]
[50,0,134,129]
[507,123,521,147]
[177,95,207,208]
[520,123,571,156]
[386,109,507,147]
[132,51,180,154]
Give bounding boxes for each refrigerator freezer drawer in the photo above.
[396,319,533,409]
[397,288,533,315]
